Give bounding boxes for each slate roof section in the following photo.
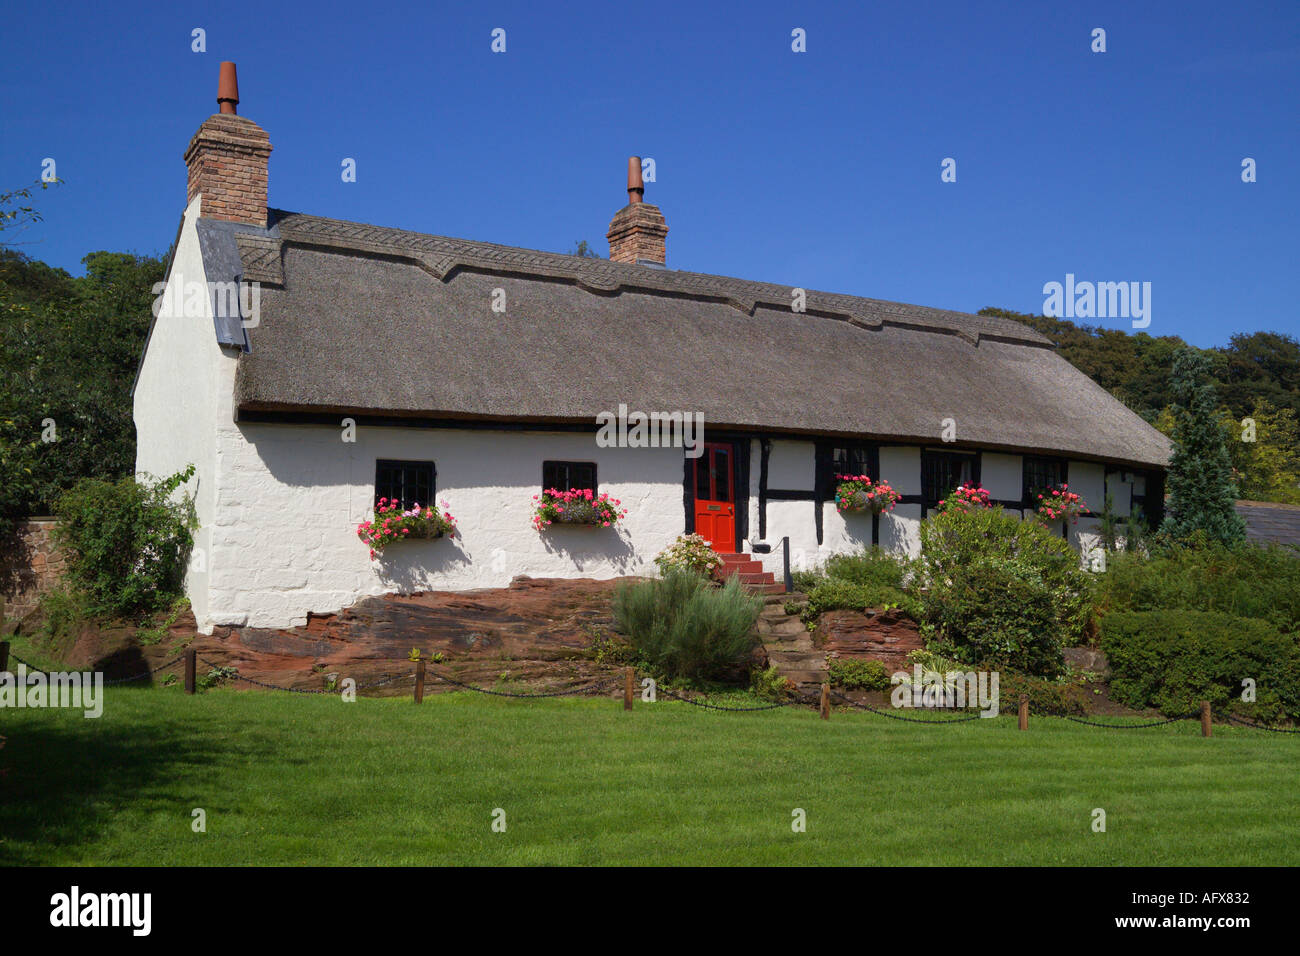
[219,209,1173,469]
[1236,501,1300,550]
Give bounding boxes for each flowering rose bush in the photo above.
[834,474,902,515]
[357,498,457,560]
[933,483,992,514]
[1035,484,1086,524]
[654,533,723,577]
[532,488,626,530]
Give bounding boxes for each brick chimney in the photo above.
[606,156,667,265]
[183,62,273,227]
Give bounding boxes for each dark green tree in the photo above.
[1160,349,1247,545]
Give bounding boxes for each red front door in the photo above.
[693,443,736,553]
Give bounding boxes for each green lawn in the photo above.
[2,687,1297,865]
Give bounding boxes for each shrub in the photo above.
[654,533,723,577]
[920,559,1066,677]
[791,568,823,593]
[917,505,1094,654]
[827,656,891,690]
[1100,609,1300,722]
[31,585,90,660]
[612,571,761,682]
[1096,539,1300,634]
[805,578,911,618]
[751,664,794,700]
[53,466,197,617]
[996,672,1092,716]
[822,547,908,590]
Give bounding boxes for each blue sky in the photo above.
[2,0,1296,347]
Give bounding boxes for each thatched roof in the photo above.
[213,209,1170,469]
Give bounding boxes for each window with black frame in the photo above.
[374,460,435,510]
[1022,456,1065,506]
[830,445,874,479]
[543,460,597,494]
[921,450,977,511]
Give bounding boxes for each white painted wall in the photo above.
[133,198,230,625]
[982,453,1021,501]
[1067,461,1106,513]
[767,440,815,490]
[202,424,687,630]
[880,446,921,494]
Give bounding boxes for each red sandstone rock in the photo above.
[818,609,923,672]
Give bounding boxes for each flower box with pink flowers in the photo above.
[532,488,627,530]
[833,474,902,515]
[357,498,457,560]
[1034,484,1086,524]
[933,483,993,514]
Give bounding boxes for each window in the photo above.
[921,450,977,511]
[830,445,874,480]
[543,460,597,494]
[375,460,435,510]
[1022,457,1065,505]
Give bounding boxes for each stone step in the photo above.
[765,591,805,604]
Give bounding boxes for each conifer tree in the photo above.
[1160,349,1247,545]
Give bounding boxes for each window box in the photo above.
[532,488,626,530]
[833,474,901,515]
[357,498,457,560]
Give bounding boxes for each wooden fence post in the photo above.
[0,640,9,674]
[1201,700,1212,737]
[184,650,196,695]
[820,682,830,720]
[414,659,426,704]
[1018,696,1029,731]
[623,667,634,711]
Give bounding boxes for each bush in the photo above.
[920,559,1066,677]
[53,466,197,617]
[751,664,794,700]
[805,578,912,619]
[916,507,1094,669]
[996,672,1092,716]
[827,656,892,690]
[1100,610,1300,722]
[822,548,908,590]
[1096,539,1300,634]
[654,533,723,577]
[612,571,761,682]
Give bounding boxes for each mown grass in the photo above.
[1,687,1297,866]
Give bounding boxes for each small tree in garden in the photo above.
[1160,349,1246,546]
[53,466,197,617]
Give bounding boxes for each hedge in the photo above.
[1100,609,1300,722]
